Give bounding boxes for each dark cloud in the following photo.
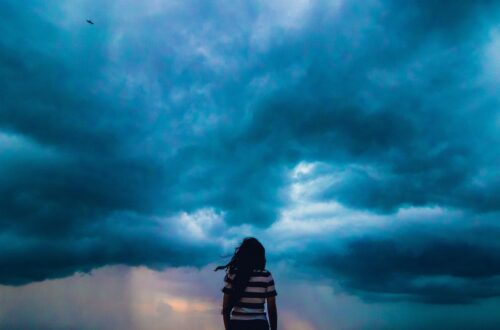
[0,0,499,302]
[0,210,218,285]
[309,224,500,304]
[237,0,500,214]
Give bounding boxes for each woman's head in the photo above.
[215,237,266,272]
[234,237,266,270]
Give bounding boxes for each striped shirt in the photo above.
[221,269,277,321]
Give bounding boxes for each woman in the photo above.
[215,237,278,330]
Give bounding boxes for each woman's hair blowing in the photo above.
[215,237,266,312]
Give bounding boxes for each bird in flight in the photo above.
[86,19,94,25]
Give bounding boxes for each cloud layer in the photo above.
[1,0,499,317]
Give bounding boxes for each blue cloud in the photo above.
[0,1,499,315]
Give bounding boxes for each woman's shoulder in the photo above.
[227,268,273,276]
[253,268,272,276]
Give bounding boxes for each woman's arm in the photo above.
[267,296,277,330]
[222,293,231,330]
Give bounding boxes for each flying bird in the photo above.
[86,19,94,25]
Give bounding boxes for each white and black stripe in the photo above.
[222,269,277,321]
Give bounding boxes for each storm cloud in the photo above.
[1,0,499,314]
[311,226,500,304]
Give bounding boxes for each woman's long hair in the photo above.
[215,237,266,312]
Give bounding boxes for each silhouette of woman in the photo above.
[215,237,278,330]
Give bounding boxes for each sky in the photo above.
[0,0,499,329]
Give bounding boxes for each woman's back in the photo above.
[222,268,277,321]
[216,237,278,330]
